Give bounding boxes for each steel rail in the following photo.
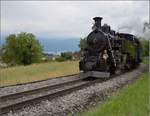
[0,77,102,115]
[0,64,146,115]
[0,76,82,102]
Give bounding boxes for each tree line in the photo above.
[0,32,149,66]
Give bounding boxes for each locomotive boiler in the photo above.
[79,17,142,78]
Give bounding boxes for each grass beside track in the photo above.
[79,59,149,116]
[0,61,79,86]
[79,72,149,116]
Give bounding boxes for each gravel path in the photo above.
[0,74,79,96]
[1,64,147,116]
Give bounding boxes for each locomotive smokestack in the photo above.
[93,17,103,29]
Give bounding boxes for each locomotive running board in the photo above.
[79,71,110,78]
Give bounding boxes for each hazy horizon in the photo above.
[1,1,149,52]
[0,36,80,53]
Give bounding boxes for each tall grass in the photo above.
[0,61,79,86]
[79,72,149,116]
[79,59,149,116]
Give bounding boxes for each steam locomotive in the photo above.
[79,17,142,78]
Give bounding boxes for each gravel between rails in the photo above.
[1,63,147,116]
[0,74,79,96]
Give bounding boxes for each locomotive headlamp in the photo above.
[103,50,108,60]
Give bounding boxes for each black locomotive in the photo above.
[79,17,142,78]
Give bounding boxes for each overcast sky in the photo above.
[1,1,149,39]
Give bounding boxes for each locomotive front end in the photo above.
[79,17,110,78]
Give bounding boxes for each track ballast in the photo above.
[0,75,103,115]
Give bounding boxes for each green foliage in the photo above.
[140,39,149,56]
[78,37,88,50]
[55,57,66,62]
[56,52,72,62]
[124,40,135,57]
[61,52,72,60]
[0,45,4,61]
[2,32,43,65]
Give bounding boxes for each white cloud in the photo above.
[1,1,149,39]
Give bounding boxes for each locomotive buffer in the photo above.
[79,71,110,78]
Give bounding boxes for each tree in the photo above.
[55,52,73,62]
[140,39,149,57]
[2,32,43,65]
[78,37,88,50]
[61,52,72,60]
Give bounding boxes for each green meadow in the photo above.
[0,61,79,86]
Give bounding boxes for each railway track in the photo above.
[0,66,139,115]
[0,64,146,115]
[0,76,103,115]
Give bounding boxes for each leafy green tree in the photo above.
[2,32,43,65]
[78,37,88,50]
[140,39,149,57]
